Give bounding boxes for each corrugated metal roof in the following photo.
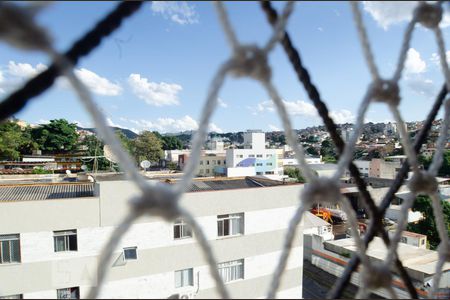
[0,183,95,202]
[185,177,286,192]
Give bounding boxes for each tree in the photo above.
[132,131,163,164]
[153,132,183,150]
[0,121,37,160]
[284,167,305,183]
[418,150,450,177]
[0,121,25,160]
[306,146,319,156]
[80,134,110,171]
[31,119,78,153]
[407,195,450,250]
[320,139,336,158]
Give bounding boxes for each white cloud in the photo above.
[7,61,47,77]
[209,123,223,133]
[268,124,280,131]
[430,51,450,67]
[406,76,436,99]
[405,48,426,74]
[362,1,450,30]
[151,1,199,25]
[329,109,356,124]
[1,61,122,97]
[127,73,182,106]
[250,99,355,125]
[125,115,197,133]
[74,68,122,96]
[218,98,228,108]
[317,27,324,32]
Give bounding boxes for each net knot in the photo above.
[230,44,271,82]
[415,3,443,29]
[407,171,438,195]
[301,177,341,207]
[131,185,179,220]
[370,79,400,106]
[361,263,392,290]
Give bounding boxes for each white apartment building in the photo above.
[224,130,283,178]
[0,177,304,299]
[197,154,227,177]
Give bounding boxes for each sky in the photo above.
[1,1,450,134]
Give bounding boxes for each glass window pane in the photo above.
[218,220,223,236]
[10,240,20,263]
[1,241,11,263]
[174,225,181,239]
[54,236,66,252]
[68,234,77,251]
[175,271,182,288]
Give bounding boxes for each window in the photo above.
[54,230,77,252]
[0,295,23,299]
[0,234,20,264]
[266,162,272,166]
[218,259,244,283]
[199,169,204,174]
[256,163,263,166]
[200,161,203,165]
[400,237,407,243]
[218,160,221,165]
[206,169,210,174]
[421,239,425,245]
[266,154,273,158]
[248,154,255,158]
[206,160,210,165]
[256,154,263,158]
[123,247,137,261]
[175,268,193,288]
[212,160,216,165]
[217,213,244,237]
[265,171,274,175]
[174,219,192,239]
[236,155,243,158]
[256,172,263,175]
[57,287,79,299]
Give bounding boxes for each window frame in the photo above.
[217,213,244,237]
[174,219,193,240]
[56,287,80,299]
[123,247,138,261]
[53,230,78,252]
[0,234,21,264]
[217,259,244,283]
[174,268,194,288]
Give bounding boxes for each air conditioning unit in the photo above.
[179,293,195,299]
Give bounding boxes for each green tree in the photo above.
[80,134,110,171]
[132,131,163,164]
[31,119,78,153]
[284,167,305,183]
[0,121,24,160]
[306,146,319,156]
[407,195,450,250]
[0,121,38,160]
[320,139,336,158]
[418,151,450,177]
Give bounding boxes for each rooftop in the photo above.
[0,183,95,202]
[325,237,450,278]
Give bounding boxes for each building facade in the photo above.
[0,179,304,299]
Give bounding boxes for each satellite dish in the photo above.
[103,145,119,164]
[81,165,87,171]
[140,160,151,169]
